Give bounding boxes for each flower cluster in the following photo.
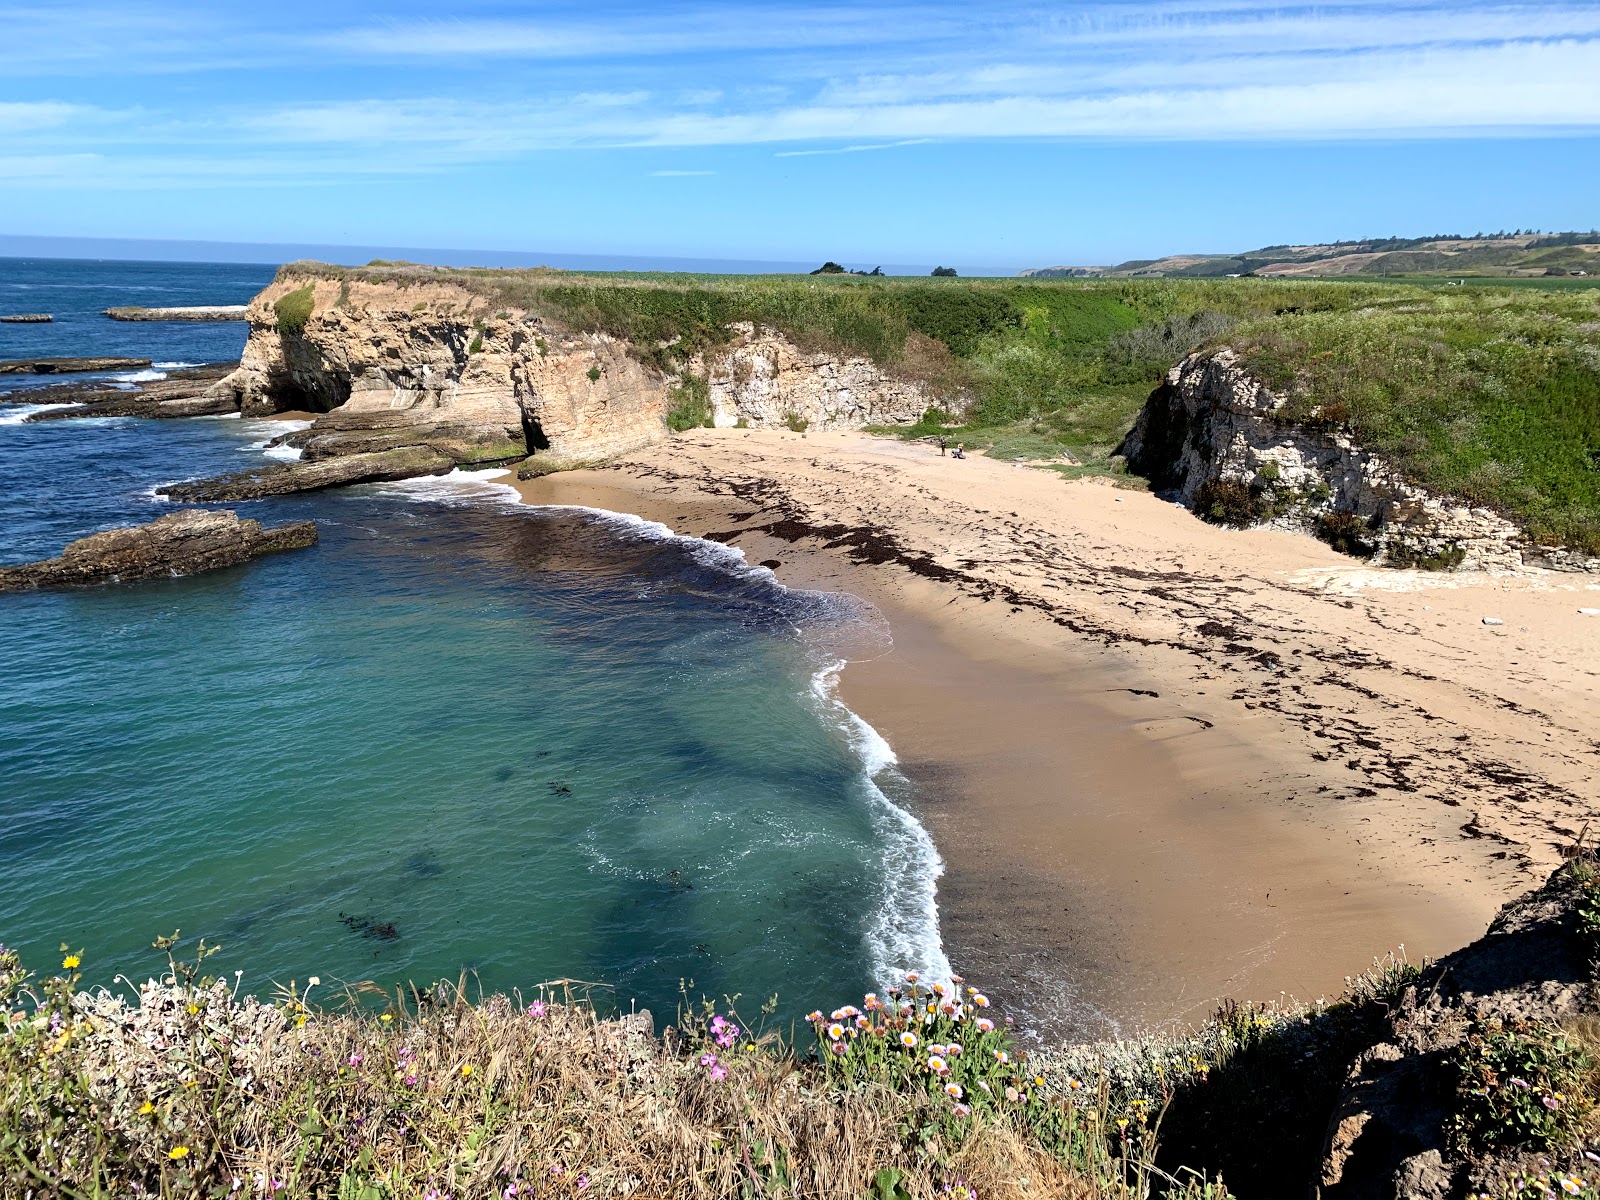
[807,972,1037,1118]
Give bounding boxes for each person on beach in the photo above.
[936,435,948,456]
[951,443,966,459]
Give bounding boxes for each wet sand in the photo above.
[505,429,1600,1040]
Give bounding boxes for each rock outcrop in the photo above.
[20,363,240,420]
[0,356,151,375]
[1316,863,1600,1199]
[0,313,51,323]
[191,271,929,485]
[157,448,454,502]
[103,305,247,321]
[0,509,317,592]
[1119,348,1598,572]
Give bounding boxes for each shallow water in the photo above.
[0,260,947,1023]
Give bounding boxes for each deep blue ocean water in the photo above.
[0,259,947,1022]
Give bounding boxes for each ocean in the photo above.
[0,258,948,1024]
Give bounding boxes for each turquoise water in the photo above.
[0,261,947,1023]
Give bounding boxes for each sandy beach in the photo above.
[508,428,1600,1041]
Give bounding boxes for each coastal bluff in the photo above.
[188,265,931,494]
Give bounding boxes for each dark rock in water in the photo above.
[157,446,454,501]
[0,509,317,593]
[103,305,248,322]
[0,356,152,375]
[22,363,242,420]
[0,313,51,323]
[340,912,400,941]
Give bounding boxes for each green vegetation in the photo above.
[272,286,316,336]
[278,262,1600,550]
[785,412,810,433]
[1451,1016,1594,1154]
[932,267,958,278]
[666,374,713,431]
[467,333,484,355]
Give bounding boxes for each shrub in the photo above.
[1315,511,1379,558]
[1451,1016,1594,1154]
[667,375,712,431]
[272,286,315,336]
[1385,539,1467,571]
[467,333,484,355]
[932,267,958,277]
[810,262,847,275]
[586,364,602,383]
[784,412,810,433]
[1194,479,1267,527]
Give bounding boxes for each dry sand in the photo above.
[507,428,1600,1040]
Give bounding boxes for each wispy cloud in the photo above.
[2,0,1598,190]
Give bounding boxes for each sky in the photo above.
[2,0,1599,271]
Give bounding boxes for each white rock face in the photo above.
[208,278,929,465]
[1120,348,1598,572]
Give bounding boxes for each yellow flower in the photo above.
[168,1146,190,1160]
[380,1013,394,1023]
[139,1101,154,1115]
[461,1064,474,1077]
[62,955,81,970]
[187,1005,199,1015]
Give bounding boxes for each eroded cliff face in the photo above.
[207,276,931,473]
[1120,348,1598,572]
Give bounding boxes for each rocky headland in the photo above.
[0,508,317,592]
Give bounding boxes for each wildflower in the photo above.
[1005,1086,1019,1102]
[977,1080,991,1093]
[975,1018,994,1033]
[805,1011,824,1023]
[952,1102,971,1117]
[932,982,948,997]
[1560,1179,1583,1195]
[945,1042,962,1057]
[576,1175,590,1191]
[348,1053,363,1067]
[709,1065,727,1081]
[1544,1096,1562,1110]
[906,971,920,983]
[308,976,320,987]
[461,1064,474,1078]
[711,1015,727,1030]
[1587,1151,1600,1164]
[168,1146,190,1160]
[381,1013,394,1023]
[927,1055,948,1073]
[405,1074,418,1086]
[945,1082,964,1100]
[900,1032,918,1048]
[831,1042,847,1056]
[504,1186,519,1198]
[62,954,81,970]
[951,974,964,984]
[1510,1077,1531,1089]
[1067,1077,1081,1089]
[828,1023,846,1041]
[994,1051,1009,1064]
[972,993,990,1008]
[187,1004,199,1015]
[855,1016,869,1029]
[700,1053,718,1067]
[528,1001,545,1017]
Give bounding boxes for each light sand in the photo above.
[507,428,1600,1039]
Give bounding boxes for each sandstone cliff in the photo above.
[198,272,931,489]
[1119,348,1599,572]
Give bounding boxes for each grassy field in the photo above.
[291,263,1600,553]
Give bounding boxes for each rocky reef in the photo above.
[0,356,151,375]
[102,305,248,321]
[0,509,317,592]
[18,363,240,420]
[157,447,453,501]
[1119,348,1598,572]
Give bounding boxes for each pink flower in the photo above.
[347,1054,362,1067]
[831,1042,847,1056]
[709,1065,727,1081]
[700,1052,718,1067]
[576,1175,590,1191]
[528,1001,546,1017]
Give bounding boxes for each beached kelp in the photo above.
[0,944,1227,1200]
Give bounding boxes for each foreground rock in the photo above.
[1120,348,1599,571]
[103,305,248,321]
[0,313,51,323]
[157,447,453,501]
[0,356,151,375]
[18,363,239,419]
[0,509,317,592]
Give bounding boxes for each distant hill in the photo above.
[1024,231,1600,279]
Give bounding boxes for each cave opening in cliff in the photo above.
[521,412,551,454]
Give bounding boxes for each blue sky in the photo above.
[3,0,1598,270]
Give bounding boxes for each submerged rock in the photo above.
[157,446,454,501]
[0,509,317,593]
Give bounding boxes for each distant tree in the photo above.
[869,266,884,276]
[809,262,846,275]
[931,266,957,277]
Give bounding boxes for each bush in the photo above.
[586,364,602,383]
[784,412,810,433]
[467,333,484,355]
[1315,511,1379,558]
[667,375,712,431]
[1194,479,1268,527]
[932,267,958,277]
[1451,1016,1594,1154]
[273,286,315,336]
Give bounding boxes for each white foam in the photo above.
[808,658,952,987]
[262,443,303,462]
[152,361,202,370]
[113,369,169,384]
[536,503,776,582]
[0,403,75,425]
[371,467,520,505]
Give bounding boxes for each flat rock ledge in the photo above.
[0,509,317,593]
[158,447,454,502]
[19,363,240,420]
[0,356,152,375]
[0,313,52,323]
[103,305,249,322]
